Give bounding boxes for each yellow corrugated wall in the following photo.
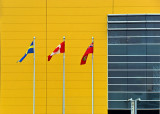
[1,0,47,114]
[1,0,160,114]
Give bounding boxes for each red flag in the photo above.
[48,41,65,61]
[80,42,93,65]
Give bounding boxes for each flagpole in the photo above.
[92,36,94,114]
[62,36,65,114]
[33,36,36,114]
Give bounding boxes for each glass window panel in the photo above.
[108,101,128,109]
[109,93,127,100]
[128,85,146,91]
[128,71,146,77]
[147,56,160,62]
[145,93,160,100]
[128,93,160,100]
[127,23,145,28]
[127,15,145,21]
[147,71,160,77]
[147,78,153,85]
[108,31,126,36]
[108,45,126,55]
[108,56,127,62]
[146,15,160,21]
[147,78,160,84]
[147,30,160,36]
[127,37,146,43]
[108,23,127,28]
[127,45,146,55]
[108,78,127,84]
[108,85,127,91]
[147,85,160,91]
[109,63,127,69]
[108,71,127,77]
[147,23,160,28]
[147,37,160,43]
[127,30,146,36]
[137,101,160,109]
[147,63,160,69]
[128,78,146,84]
[128,56,146,62]
[128,63,146,69]
[108,38,126,44]
[147,45,160,55]
[108,16,126,21]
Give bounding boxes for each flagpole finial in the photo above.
[92,36,94,42]
[63,36,65,41]
[33,36,36,39]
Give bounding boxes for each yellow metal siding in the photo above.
[0,0,160,114]
[1,0,47,114]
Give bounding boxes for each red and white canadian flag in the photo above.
[48,41,65,61]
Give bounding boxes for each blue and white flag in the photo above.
[17,41,34,62]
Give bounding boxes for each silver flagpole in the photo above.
[62,36,65,114]
[33,36,36,114]
[92,36,94,114]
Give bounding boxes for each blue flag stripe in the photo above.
[27,48,34,54]
[30,41,33,46]
[18,53,27,62]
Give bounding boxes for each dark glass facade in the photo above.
[108,14,160,109]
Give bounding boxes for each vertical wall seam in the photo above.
[46,0,48,113]
[0,32,1,103]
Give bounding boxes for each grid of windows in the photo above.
[108,14,160,109]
